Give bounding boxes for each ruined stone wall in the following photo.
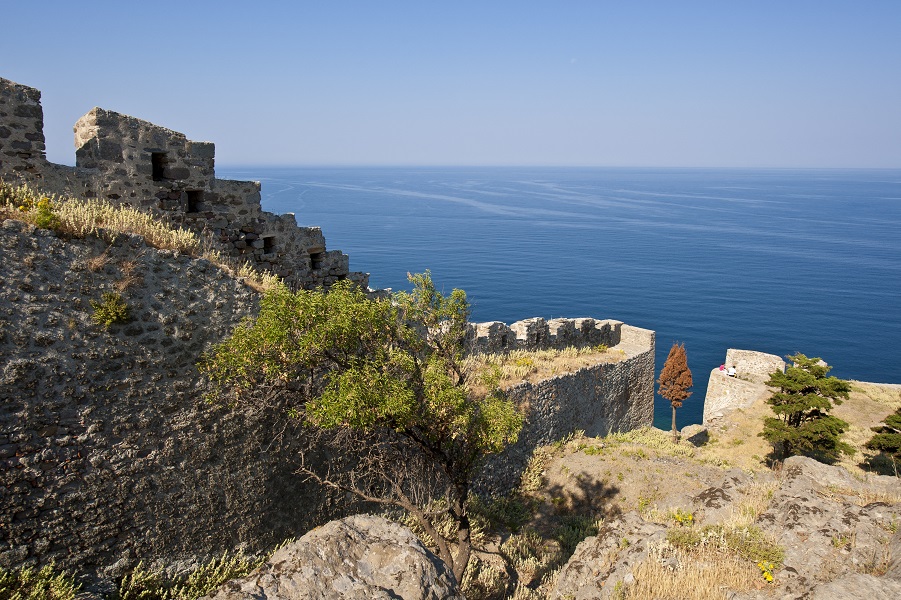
[0,221,347,579]
[1,74,660,577]
[0,77,365,290]
[703,349,785,423]
[0,218,657,574]
[467,316,622,353]
[473,320,656,494]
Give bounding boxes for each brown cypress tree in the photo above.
[658,343,693,442]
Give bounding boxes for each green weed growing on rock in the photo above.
[0,563,80,600]
[90,292,130,328]
[117,550,265,600]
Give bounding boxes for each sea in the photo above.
[218,166,901,430]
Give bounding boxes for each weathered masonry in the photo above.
[0,76,367,289]
[467,317,656,493]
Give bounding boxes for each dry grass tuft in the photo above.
[465,346,620,395]
[821,484,901,506]
[86,248,111,272]
[1,181,282,293]
[602,427,697,459]
[626,542,765,600]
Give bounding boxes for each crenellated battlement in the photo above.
[0,77,366,290]
[467,316,654,355]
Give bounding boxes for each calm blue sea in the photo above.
[219,167,901,429]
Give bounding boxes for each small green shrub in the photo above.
[0,563,80,600]
[555,515,602,554]
[33,196,62,230]
[90,292,130,328]
[666,526,702,548]
[117,551,266,600]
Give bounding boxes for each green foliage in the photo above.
[554,515,602,554]
[865,407,901,461]
[116,551,265,600]
[33,196,62,230]
[90,292,130,328]
[199,272,522,580]
[759,353,852,461]
[0,564,80,600]
[470,493,533,533]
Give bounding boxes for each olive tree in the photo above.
[198,272,522,581]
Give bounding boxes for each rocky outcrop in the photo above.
[550,512,667,600]
[550,455,900,599]
[201,515,462,600]
[752,456,901,598]
[806,573,901,599]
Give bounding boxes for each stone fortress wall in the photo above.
[0,221,342,579]
[468,317,656,493]
[703,349,786,423]
[0,77,366,290]
[0,75,657,578]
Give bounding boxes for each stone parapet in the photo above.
[0,76,368,290]
[703,349,785,424]
[475,320,656,494]
[467,317,625,354]
[723,349,785,385]
[0,79,45,176]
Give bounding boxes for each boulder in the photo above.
[680,424,708,446]
[550,511,667,599]
[200,515,462,600]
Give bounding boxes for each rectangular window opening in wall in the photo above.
[186,190,203,213]
[151,152,168,181]
[263,236,276,254]
[310,251,324,270]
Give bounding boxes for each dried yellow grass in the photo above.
[55,198,199,253]
[1,181,282,292]
[465,346,620,394]
[625,543,765,600]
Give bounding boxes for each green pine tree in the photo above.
[759,353,852,462]
[865,407,901,467]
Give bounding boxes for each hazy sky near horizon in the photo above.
[3,1,899,168]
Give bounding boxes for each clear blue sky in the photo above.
[3,1,899,167]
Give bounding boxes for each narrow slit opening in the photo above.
[186,190,202,213]
[151,152,167,181]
